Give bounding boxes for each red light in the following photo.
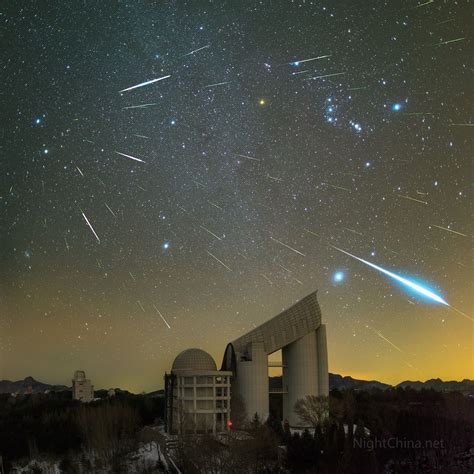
[227,420,233,428]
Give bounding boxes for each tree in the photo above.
[229,392,247,429]
[294,395,329,428]
[250,412,261,431]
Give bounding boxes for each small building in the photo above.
[164,348,232,435]
[72,370,94,402]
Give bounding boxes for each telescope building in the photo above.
[221,291,328,427]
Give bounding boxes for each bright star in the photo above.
[333,271,345,283]
[162,242,170,250]
[258,99,266,106]
[392,103,402,111]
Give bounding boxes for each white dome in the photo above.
[172,348,217,372]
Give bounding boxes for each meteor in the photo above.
[306,72,345,81]
[200,225,223,241]
[261,274,273,285]
[235,153,260,161]
[291,54,331,65]
[431,224,467,237]
[80,210,100,243]
[153,304,171,329]
[398,194,428,205]
[206,250,232,271]
[119,75,171,93]
[436,37,465,46]
[104,202,116,217]
[115,151,146,163]
[203,81,231,88]
[183,44,210,56]
[123,103,160,110]
[270,237,306,257]
[331,245,448,305]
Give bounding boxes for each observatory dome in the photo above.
[172,348,217,372]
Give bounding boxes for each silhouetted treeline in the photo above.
[0,391,164,471]
[280,387,474,473]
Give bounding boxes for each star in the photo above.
[333,271,345,283]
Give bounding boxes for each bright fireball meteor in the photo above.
[331,245,448,306]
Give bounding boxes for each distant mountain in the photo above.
[270,373,474,393]
[269,373,390,391]
[3,375,473,396]
[329,373,391,391]
[0,376,69,394]
[396,378,474,394]
[146,389,165,398]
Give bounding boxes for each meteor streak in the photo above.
[153,304,171,329]
[134,134,150,139]
[76,166,84,177]
[291,70,309,76]
[203,81,231,88]
[431,224,467,237]
[369,326,403,353]
[123,103,160,109]
[436,37,465,46]
[261,274,273,285]
[184,44,210,56]
[397,194,428,205]
[235,153,260,161]
[206,250,232,271]
[413,0,433,8]
[104,202,116,217]
[119,75,170,93]
[207,200,223,210]
[81,210,100,243]
[270,237,306,256]
[325,183,351,192]
[307,72,345,81]
[304,228,321,238]
[331,245,448,306]
[115,151,146,163]
[200,225,222,241]
[291,54,331,65]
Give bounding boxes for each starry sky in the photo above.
[1,1,472,392]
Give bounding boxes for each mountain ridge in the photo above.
[2,374,472,395]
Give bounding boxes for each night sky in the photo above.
[1,1,472,392]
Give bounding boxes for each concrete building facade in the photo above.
[164,348,232,434]
[222,291,328,427]
[72,370,94,402]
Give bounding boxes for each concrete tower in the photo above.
[222,291,328,427]
[72,370,94,402]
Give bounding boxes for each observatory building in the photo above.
[164,291,328,431]
[164,349,232,434]
[72,370,94,402]
[222,291,328,427]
